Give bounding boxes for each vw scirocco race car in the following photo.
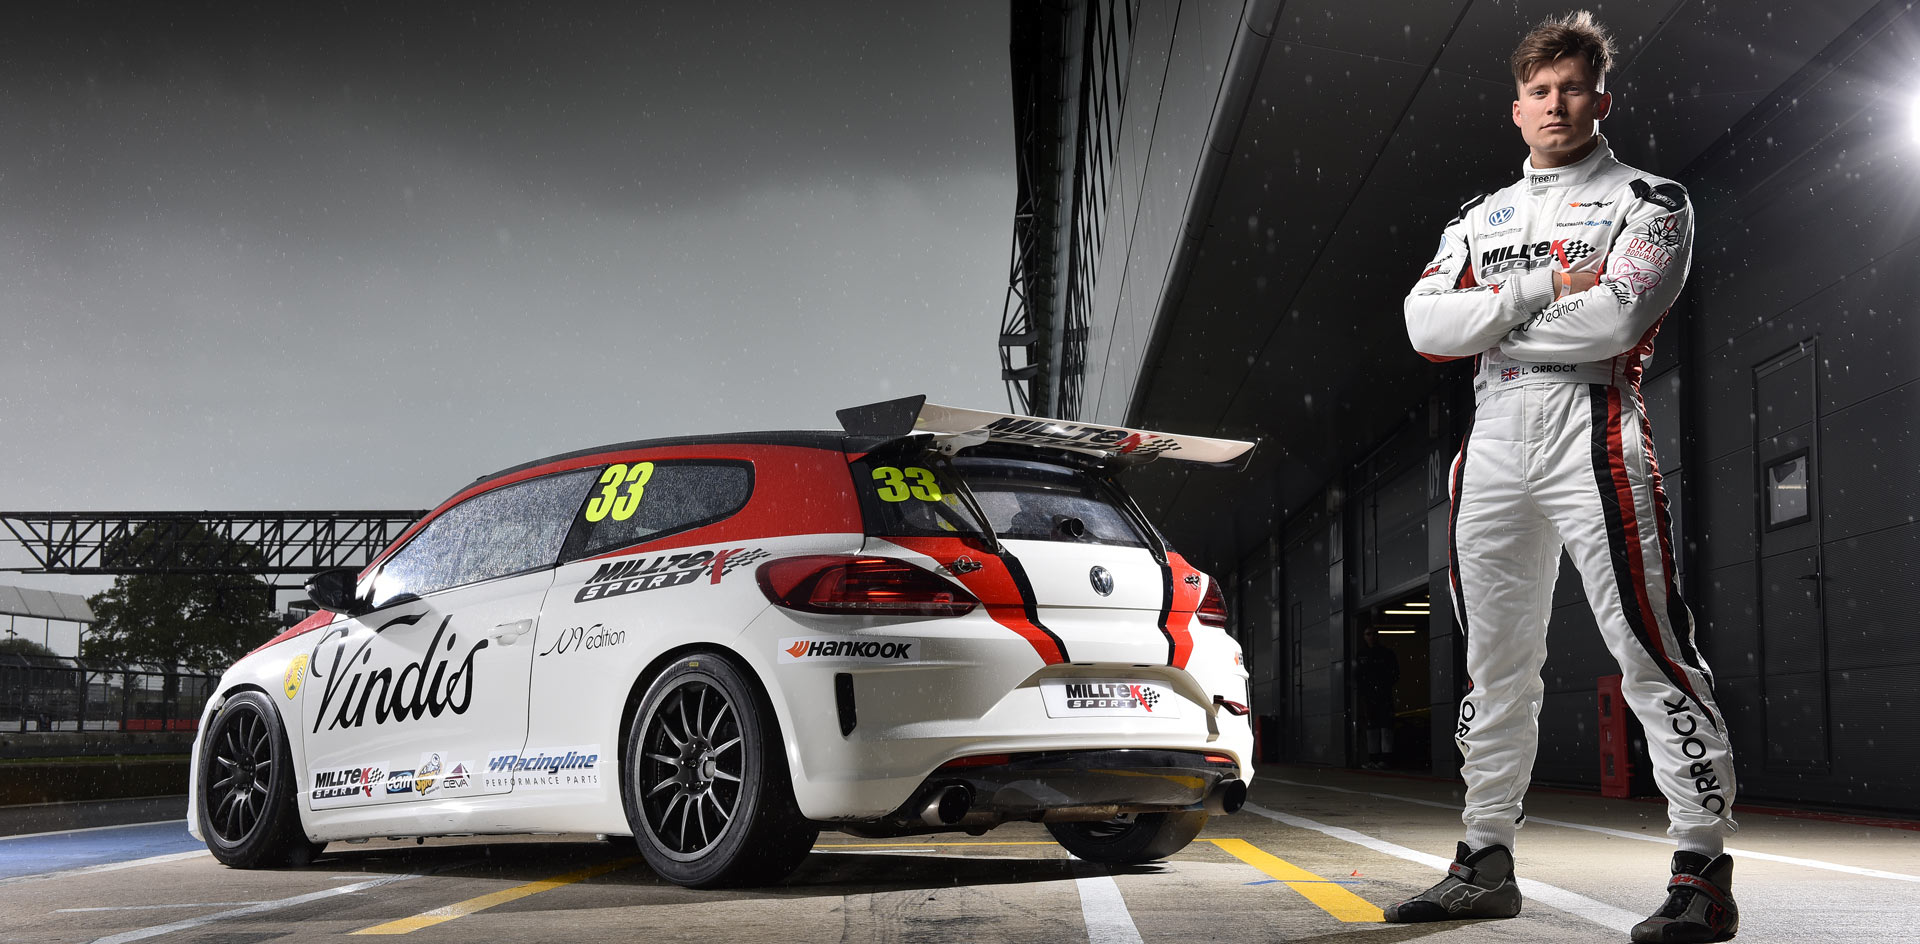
[188,397,1257,887]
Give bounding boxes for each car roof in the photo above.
[470,430,889,488]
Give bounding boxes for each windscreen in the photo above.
[854,454,1147,548]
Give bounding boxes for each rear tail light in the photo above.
[758,555,979,617]
[1196,578,1229,628]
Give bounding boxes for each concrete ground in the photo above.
[1,765,1915,943]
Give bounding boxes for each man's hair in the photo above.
[1510,10,1615,89]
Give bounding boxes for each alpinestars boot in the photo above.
[1631,851,1738,943]
[1382,842,1523,922]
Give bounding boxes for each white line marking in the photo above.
[1242,802,1642,934]
[58,902,268,913]
[0,850,210,888]
[1268,778,1920,884]
[0,819,187,842]
[1071,856,1146,944]
[86,872,422,944]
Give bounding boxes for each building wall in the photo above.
[1679,9,1920,811]
[1072,0,1248,423]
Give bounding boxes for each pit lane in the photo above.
[5,767,1916,944]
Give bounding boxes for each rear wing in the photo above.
[837,396,1255,470]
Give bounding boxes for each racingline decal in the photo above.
[485,745,602,790]
[777,635,919,664]
[574,547,770,602]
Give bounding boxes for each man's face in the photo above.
[1512,55,1611,166]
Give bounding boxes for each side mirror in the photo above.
[305,568,365,616]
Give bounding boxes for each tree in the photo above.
[84,521,278,670]
[0,637,60,660]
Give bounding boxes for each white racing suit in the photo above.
[1405,136,1736,852]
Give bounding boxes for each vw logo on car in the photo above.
[1089,565,1115,596]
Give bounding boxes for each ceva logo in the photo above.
[1488,206,1515,226]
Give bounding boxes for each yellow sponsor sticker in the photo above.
[284,653,309,700]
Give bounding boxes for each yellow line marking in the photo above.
[1207,839,1383,923]
[812,841,1061,849]
[349,857,639,935]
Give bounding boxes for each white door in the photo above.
[298,468,596,811]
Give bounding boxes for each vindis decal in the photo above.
[574,547,771,603]
[308,613,484,734]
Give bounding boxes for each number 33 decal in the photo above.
[585,462,655,522]
[871,466,943,502]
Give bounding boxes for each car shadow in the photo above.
[291,837,1166,901]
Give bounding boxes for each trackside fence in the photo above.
[0,654,218,735]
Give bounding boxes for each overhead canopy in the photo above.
[0,584,96,623]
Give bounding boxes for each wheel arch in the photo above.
[613,641,790,814]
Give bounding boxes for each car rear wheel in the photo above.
[198,690,323,868]
[622,652,816,887]
[1047,811,1208,865]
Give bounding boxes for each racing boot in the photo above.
[1382,842,1522,922]
[1631,851,1738,943]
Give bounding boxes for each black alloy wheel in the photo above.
[1047,810,1209,865]
[623,653,816,887]
[197,690,323,868]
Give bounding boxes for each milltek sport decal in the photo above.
[484,745,602,790]
[1039,679,1181,719]
[574,547,770,602]
[310,764,386,808]
[777,635,919,664]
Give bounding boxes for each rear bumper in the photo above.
[834,749,1245,837]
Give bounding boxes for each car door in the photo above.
[299,468,595,811]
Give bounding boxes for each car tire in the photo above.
[1047,811,1208,865]
[621,652,817,888]
[197,690,324,868]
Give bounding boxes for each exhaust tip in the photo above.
[1206,779,1248,815]
[920,785,973,826]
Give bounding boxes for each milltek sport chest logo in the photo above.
[575,547,770,602]
[1480,238,1594,278]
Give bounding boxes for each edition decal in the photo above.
[574,547,770,603]
[308,613,484,734]
[538,623,627,657]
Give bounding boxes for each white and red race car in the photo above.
[188,397,1256,887]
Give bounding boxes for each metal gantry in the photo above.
[0,511,427,577]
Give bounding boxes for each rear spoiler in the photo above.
[837,396,1255,470]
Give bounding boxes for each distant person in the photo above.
[1353,628,1399,769]
[1396,11,1738,943]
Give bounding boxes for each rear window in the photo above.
[561,460,753,561]
[853,455,1146,548]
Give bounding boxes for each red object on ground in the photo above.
[1597,674,1633,799]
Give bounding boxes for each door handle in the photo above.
[1796,572,1822,581]
[490,619,534,645]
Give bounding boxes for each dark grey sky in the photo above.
[0,2,1012,535]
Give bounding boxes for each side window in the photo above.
[562,460,753,561]
[370,469,596,607]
